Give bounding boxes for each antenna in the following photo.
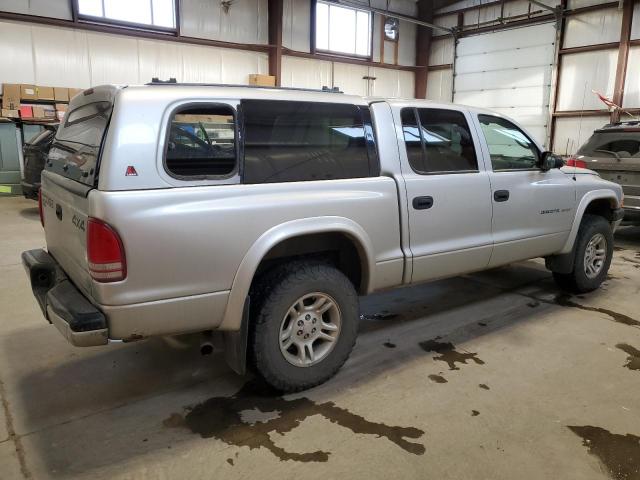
[574,81,589,181]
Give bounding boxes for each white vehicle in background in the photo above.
[23,83,623,391]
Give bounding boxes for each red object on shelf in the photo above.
[19,105,33,118]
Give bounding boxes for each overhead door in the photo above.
[454,22,557,147]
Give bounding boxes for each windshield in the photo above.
[46,101,113,186]
[578,131,640,159]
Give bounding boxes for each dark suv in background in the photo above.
[21,126,57,200]
[568,121,640,224]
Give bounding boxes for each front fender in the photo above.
[217,216,375,331]
[559,189,621,254]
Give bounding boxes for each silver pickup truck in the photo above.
[23,84,624,391]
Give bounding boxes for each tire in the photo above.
[553,214,613,293]
[249,260,359,392]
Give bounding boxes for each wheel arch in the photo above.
[559,189,621,255]
[218,216,375,332]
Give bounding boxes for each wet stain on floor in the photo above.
[360,312,399,321]
[478,322,488,327]
[428,374,447,384]
[383,341,397,349]
[554,294,640,328]
[616,344,640,371]
[527,300,540,308]
[471,410,480,417]
[479,384,490,390]
[568,426,640,480]
[164,381,426,462]
[419,339,485,370]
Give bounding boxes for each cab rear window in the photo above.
[47,101,113,186]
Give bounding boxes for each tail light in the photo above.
[87,218,126,282]
[38,188,44,227]
[566,157,587,169]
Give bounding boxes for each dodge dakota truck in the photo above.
[23,83,624,391]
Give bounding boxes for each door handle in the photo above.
[493,190,510,202]
[413,196,434,210]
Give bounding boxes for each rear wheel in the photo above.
[249,261,359,392]
[553,214,613,293]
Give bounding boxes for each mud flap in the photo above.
[545,251,576,274]
[223,296,250,375]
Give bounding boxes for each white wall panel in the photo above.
[283,0,311,52]
[632,0,640,40]
[369,67,414,98]
[397,20,417,66]
[567,0,614,8]
[426,69,453,102]
[281,56,332,89]
[220,50,268,84]
[31,25,91,87]
[0,21,35,85]
[503,0,533,18]
[138,39,183,84]
[0,0,71,19]
[556,49,617,110]
[563,8,623,49]
[623,46,640,108]
[87,33,139,86]
[433,14,457,37]
[181,44,224,83]
[429,37,454,66]
[180,0,267,44]
[333,63,368,95]
[553,115,610,155]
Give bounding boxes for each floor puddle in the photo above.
[568,425,640,480]
[164,381,426,462]
[419,339,485,370]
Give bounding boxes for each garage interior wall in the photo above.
[0,0,417,97]
[427,0,640,153]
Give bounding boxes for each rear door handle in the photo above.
[413,196,434,210]
[493,190,509,202]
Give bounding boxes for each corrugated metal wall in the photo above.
[0,0,416,95]
[0,20,269,88]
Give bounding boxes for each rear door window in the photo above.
[401,108,478,174]
[47,101,112,186]
[241,100,377,184]
[164,105,237,178]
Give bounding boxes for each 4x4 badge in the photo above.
[125,166,138,176]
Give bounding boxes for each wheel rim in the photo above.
[584,233,607,279]
[279,292,341,367]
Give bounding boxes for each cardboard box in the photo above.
[54,87,69,102]
[2,84,21,109]
[31,106,45,119]
[248,74,276,87]
[37,86,55,101]
[19,106,33,119]
[1,109,19,119]
[20,84,37,101]
[55,103,68,112]
[68,88,83,100]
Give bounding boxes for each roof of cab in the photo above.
[119,83,369,105]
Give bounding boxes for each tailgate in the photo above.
[41,172,94,298]
[41,86,117,299]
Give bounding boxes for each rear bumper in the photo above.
[22,249,108,346]
[622,206,640,224]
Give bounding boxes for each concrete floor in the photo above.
[1,195,639,480]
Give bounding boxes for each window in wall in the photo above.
[478,115,539,171]
[165,106,236,178]
[77,0,176,30]
[242,100,376,184]
[315,1,372,57]
[401,108,478,174]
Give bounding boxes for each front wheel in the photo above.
[553,214,614,293]
[249,261,359,392]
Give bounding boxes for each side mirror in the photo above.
[538,151,563,171]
